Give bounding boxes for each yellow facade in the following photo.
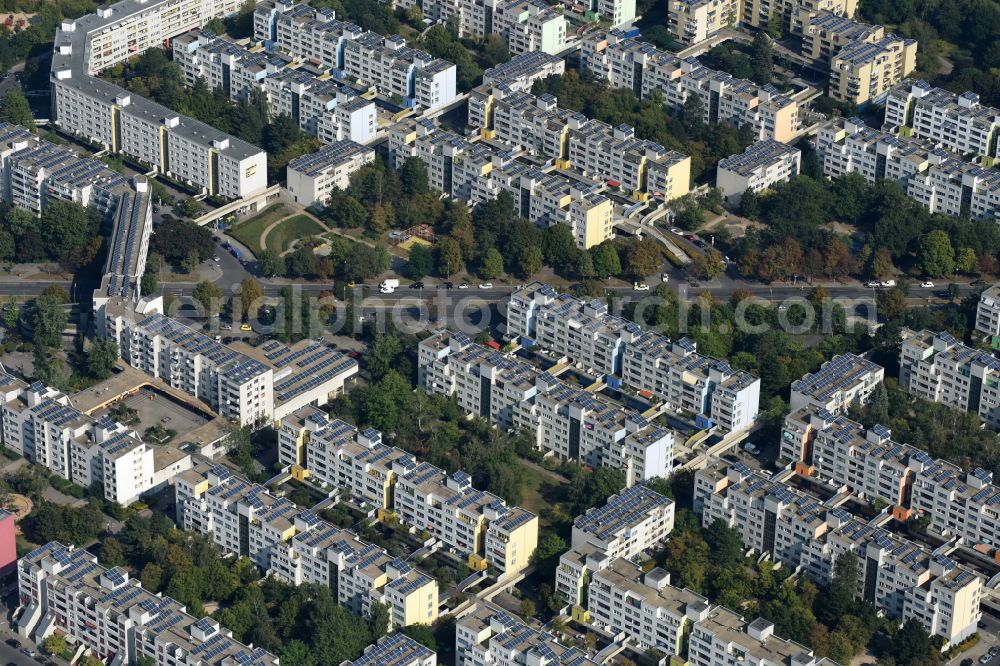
[400,577,439,626]
[829,37,916,106]
[498,514,539,575]
[659,155,693,203]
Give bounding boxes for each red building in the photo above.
[0,510,16,576]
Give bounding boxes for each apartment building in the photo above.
[556,486,675,607]
[588,559,709,654]
[482,51,566,91]
[582,30,799,142]
[173,30,377,145]
[456,605,599,666]
[417,330,675,480]
[346,634,436,666]
[817,117,1000,220]
[93,176,154,314]
[395,462,538,577]
[275,404,538,577]
[716,139,801,201]
[899,329,1000,429]
[0,124,129,218]
[468,86,692,202]
[50,0,267,199]
[506,282,760,431]
[667,0,740,44]
[0,372,189,506]
[976,283,1000,341]
[801,11,916,106]
[829,36,917,106]
[175,463,439,628]
[257,1,457,112]
[781,404,1000,551]
[505,282,632,375]
[623,332,760,431]
[286,140,375,206]
[694,461,982,646]
[105,311,357,424]
[884,81,1000,161]
[518,379,675,481]
[573,484,675,557]
[105,312,274,426]
[388,120,620,249]
[742,0,857,34]
[17,542,278,666]
[493,0,567,55]
[789,353,884,415]
[689,608,840,666]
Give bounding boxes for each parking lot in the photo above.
[94,387,211,441]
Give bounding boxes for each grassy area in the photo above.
[264,214,325,253]
[227,204,289,254]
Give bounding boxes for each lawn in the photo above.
[227,204,289,254]
[263,214,325,253]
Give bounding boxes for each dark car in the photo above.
[348,351,361,359]
[410,281,424,289]
[441,282,453,289]
[5,640,19,649]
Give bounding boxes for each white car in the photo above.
[743,442,760,455]
[661,273,670,283]
[478,283,493,289]
[670,228,682,235]
[458,283,470,289]
[213,256,221,262]
[920,280,934,288]
[633,282,650,291]
[881,279,896,287]
[866,280,880,288]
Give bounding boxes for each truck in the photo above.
[379,279,400,294]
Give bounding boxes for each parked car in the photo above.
[6,639,20,649]
[661,273,669,283]
[633,282,649,291]
[21,648,35,658]
[669,228,681,235]
[240,323,252,331]
[866,280,880,287]
[880,280,896,287]
[743,441,760,455]
[458,283,470,289]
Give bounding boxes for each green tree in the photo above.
[821,551,859,624]
[40,201,100,262]
[891,618,934,664]
[402,624,438,651]
[182,249,201,274]
[749,31,773,84]
[917,229,955,277]
[178,198,204,219]
[542,223,578,272]
[141,272,158,296]
[87,339,119,380]
[30,294,68,348]
[2,297,18,331]
[364,332,401,381]
[192,280,223,315]
[240,278,263,321]
[43,634,67,656]
[99,537,125,567]
[399,157,430,197]
[1,90,35,131]
[519,598,537,619]
[368,600,390,640]
[407,244,434,280]
[738,188,760,219]
[705,519,744,567]
[514,244,543,279]
[955,246,977,273]
[258,249,283,277]
[479,247,504,279]
[690,249,725,280]
[868,247,894,280]
[591,240,621,277]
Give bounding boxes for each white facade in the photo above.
[884,81,1000,160]
[456,605,599,666]
[694,461,983,646]
[899,329,1000,430]
[690,608,839,666]
[818,117,1000,220]
[716,139,801,201]
[50,0,267,199]
[0,372,187,506]
[976,284,1000,340]
[17,543,278,666]
[582,30,800,143]
[286,140,375,206]
[789,353,884,415]
[257,1,457,112]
